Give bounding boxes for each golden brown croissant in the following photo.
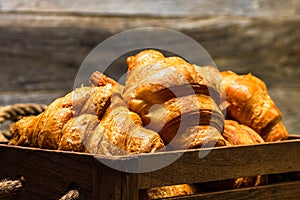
[10,85,106,149]
[123,50,225,149]
[124,50,221,107]
[222,120,264,145]
[141,184,195,199]
[10,72,165,155]
[198,120,266,191]
[87,83,165,155]
[222,120,266,188]
[221,71,288,142]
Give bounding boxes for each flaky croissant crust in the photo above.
[221,71,288,142]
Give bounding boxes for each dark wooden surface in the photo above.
[0,1,299,134]
[0,136,300,199]
[168,181,300,200]
[0,145,95,199]
[92,162,122,200]
[136,139,300,189]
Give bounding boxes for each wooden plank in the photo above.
[0,90,67,106]
[1,139,300,198]
[136,139,300,189]
[93,162,122,200]
[0,55,78,92]
[288,134,300,140]
[121,173,138,200]
[0,144,95,199]
[168,181,300,200]
[0,15,298,90]
[0,0,299,18]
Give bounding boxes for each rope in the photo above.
[0,104,80,199]
[0,177,25,195]
[0,177,79,199]
[0,103,47,141]
[59,189,80,200]
[0,103,47,123]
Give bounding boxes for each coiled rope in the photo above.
[0,103,47,141]
[0,177,24,195]
[0,104,80,199]
[59,189,80,200]
[0,178,79,199]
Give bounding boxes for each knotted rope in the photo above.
[0,103,47,141]
[59,189,80,200]
[0,178,79,199]
[0,104,80,199]
[0,103,47,123]
[0,177,24,195]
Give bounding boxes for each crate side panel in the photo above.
[137,140,300,189]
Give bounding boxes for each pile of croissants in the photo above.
[9,50,289,199]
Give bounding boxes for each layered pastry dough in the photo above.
[142,184,195,199]
[222,120,266,188]
[123,50,225,149]
[222,120,264,145]
[9,49,289,199]
[200,120,266,190]
[10,72,165,155]
[221,71,288,142]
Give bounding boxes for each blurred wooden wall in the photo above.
[0,0,299,133]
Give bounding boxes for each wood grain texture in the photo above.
[0,145,95,199]
[93,162,122,200]
[0,0,299,18]
[121,173,138,200]
[0,91,67,106]
[1,137,300,199]
[0,3,299,135]
[168,181,300,200]
[136,139,300,189]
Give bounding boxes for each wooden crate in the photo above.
[0,135,300,200]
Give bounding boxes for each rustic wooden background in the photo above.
[0,0,299,133]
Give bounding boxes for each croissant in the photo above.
[221,71,288,142]
[10,72,165,155]
[141,184,195,199]
[88,82,165,155]
[222,120,266,188]
[123,50,225,149]
[199,120,266,191]
[124,50,221,107]
[222,120,264,145]
[9,86,107,150]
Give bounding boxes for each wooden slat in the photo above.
[0,144,95,199]
[0,0,299,18]
[168,181,300,200]
[92,162,122,200]
[0,91,67,106]
[121,173,138,200]
[136,139,300,189]
[1,138,300,199]
[288,134,300,140]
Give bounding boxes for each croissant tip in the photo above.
[89,71,117,87]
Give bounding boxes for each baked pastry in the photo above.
[222,120,264,145]
[221,71,288,142]
[123,50,225,149]
[198,120,266,191]
[9,86,109,150]
[141,184,195,199]
[87,80,165,155]
[9,72,165,155]
[223,120,267,188]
